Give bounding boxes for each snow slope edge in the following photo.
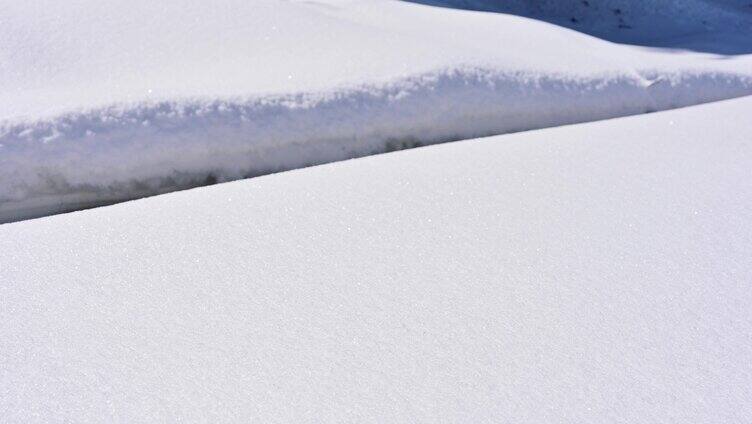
[2,66,751,223]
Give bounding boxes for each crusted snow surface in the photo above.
[2,0,752,223]
[2,96,752,423]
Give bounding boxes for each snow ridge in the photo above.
[2,66,752,223]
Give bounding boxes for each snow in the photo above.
[2,0,752,223]
[3,0,751,420]
[412,0,752,53]
[2,95,752,423]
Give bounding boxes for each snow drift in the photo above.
[2,0,752,223]
[2,96,752,422]
[3,68,751,223]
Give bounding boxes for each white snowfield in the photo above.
[2,96,752,423]
[2,0,752,223]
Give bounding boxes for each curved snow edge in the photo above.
[2,66,751,223]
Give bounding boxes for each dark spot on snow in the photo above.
[204,174,218,185]
[570,17,579,23]
[582,0,589,6]
[385,137,423,152]
[613,8,622,15]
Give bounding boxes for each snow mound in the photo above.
[2,0,752,223]
[3,68,752,223]
[2,96,752,422]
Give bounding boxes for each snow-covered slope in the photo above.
[2,0,752,223]
[2,96,751,423]
[412,0,752,53]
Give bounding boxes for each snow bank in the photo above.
[3,68,752,223]
[2,0,752,223]
[2,96,752,422]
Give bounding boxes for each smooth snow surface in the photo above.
[2,96,752,423]
[2,0,752,223]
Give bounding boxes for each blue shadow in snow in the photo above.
[403,0,752,55]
